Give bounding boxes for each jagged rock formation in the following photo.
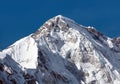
[0,15,120,84]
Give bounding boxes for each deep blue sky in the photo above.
[0,0,120,49]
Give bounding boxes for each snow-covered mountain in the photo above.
[0,15,120,84]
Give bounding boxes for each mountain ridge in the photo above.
[0,15,120,84]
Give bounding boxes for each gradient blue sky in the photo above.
[0,0,120,49]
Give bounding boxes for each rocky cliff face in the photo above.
[0,15,120,84]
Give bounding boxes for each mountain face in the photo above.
[0,15,120,84]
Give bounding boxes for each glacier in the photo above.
[0,15,120,84]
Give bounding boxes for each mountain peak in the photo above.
[55,15,64,19]
[32,15,72,38]
[0,15,120,84]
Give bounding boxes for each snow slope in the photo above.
[0,15,120,84]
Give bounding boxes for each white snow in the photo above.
[1,36,38,69]
[107,38,114,48]
[0,15,120,84]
